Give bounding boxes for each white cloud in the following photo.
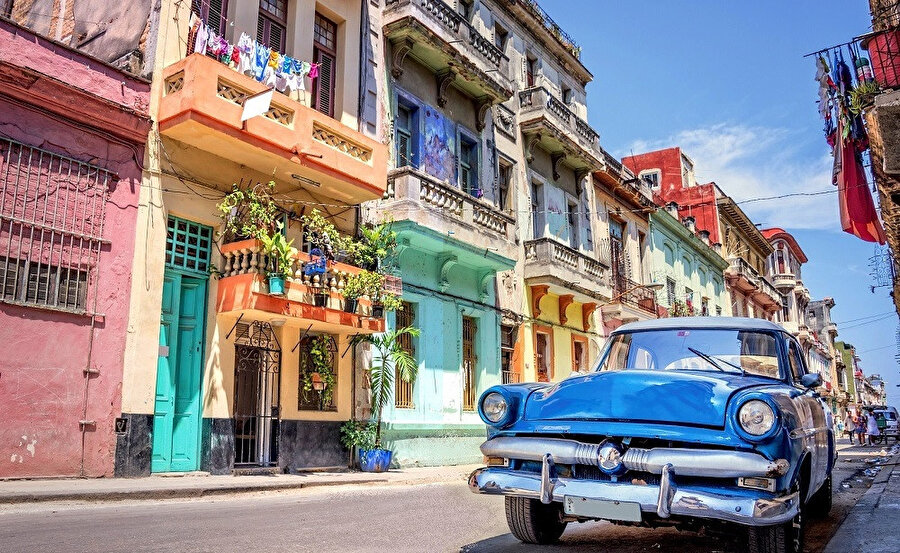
[625,124,838,230]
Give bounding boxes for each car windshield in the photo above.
[597,328,782,379]
[876,411,897,421]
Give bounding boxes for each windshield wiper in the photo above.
[686,347,727,372]
[708,354,745,376]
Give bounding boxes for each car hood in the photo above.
[523,370,772,428]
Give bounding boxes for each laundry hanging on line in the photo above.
[186,12,320,96]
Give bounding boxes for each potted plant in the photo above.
[217,181,280,243]
[339,420,376,468]
[373,291,404,318]
[301,209,355,262]
[342,270,379,314]
[258,223,297,296]
[350,326,420,472]
[353,222,398,272]
[300,335,336,408]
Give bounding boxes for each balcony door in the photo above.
[152,217,212,473]
[609,219,626,293]
[313,13,337,118]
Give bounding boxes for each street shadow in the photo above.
[460,522,737,552]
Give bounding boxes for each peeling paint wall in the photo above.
[0,20,149,478]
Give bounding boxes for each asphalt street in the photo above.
[0,444,882,553]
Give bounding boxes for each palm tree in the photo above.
[352,326,420,447]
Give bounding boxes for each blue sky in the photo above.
[547,0,900,405]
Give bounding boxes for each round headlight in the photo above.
[482,392,508,424]
[738,399,776,436]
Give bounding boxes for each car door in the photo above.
[786,338,829,497]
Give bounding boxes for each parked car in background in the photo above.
[873,406,898,440]
[470,318,835,553]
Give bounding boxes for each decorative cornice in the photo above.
[438,254,458,292]
[436,68,455,108]
[551,152,566,181]
[558,294,575,325]
[390,38,415,79]
[530,284,550,318]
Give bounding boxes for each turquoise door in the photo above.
[152,271,207,472]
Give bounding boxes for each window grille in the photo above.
[462,316,478,411]
[0,138,112,315]
[165,216,212,275]
[395,301,415,408]
[666,277,676,306]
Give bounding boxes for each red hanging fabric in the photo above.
[834,119,887,244]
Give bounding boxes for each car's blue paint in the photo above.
[523,370,776,428]
[478,318,835,503]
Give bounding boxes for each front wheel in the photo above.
[807,475,832,518]
[746,498,804,553]
[505,496,568,545]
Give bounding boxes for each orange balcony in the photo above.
[215,240,385,334]
[158,54,387,204]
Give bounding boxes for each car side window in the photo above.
[787,341,805,383]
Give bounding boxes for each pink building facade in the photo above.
[0,19,150,477]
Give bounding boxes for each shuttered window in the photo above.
[257,0,286,53]
[191,0,228,35]
[313,13,337,118]
[459,137,478,196]
[395,103,415,167]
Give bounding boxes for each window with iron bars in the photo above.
[0,138,111,315]
[462,316,478,411]
[395,301,416,408]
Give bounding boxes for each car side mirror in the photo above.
[801,373,822,389]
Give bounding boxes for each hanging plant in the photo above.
[217,181,281,243]
[301,335,337,406]
[849,81,880,114]
[300,209,356,261]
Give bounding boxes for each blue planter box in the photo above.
[358,448,393,472]
[268,276,285,295]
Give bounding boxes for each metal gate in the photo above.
[233,321,281,466]
[462,316,477,411]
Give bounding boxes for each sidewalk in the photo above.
[824,443,900,553]
[0,464,480,504]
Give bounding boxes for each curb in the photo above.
[823,453,898,553]
[0,476,401,505]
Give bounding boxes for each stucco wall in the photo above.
[0,102,143,478]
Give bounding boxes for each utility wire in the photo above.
[834,311,898,325]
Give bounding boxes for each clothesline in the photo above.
[186,11,321,96]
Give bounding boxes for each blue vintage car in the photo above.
[470,317,834,553]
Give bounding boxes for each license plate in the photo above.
[563,496,642,522]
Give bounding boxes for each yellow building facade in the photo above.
[116,0,387,476]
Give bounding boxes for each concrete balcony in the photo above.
[384,0,514,106]
[725,257,760,294]
[753,276,783,311]
[794,280,811,303]
[771,273,797,290]
[602,274,659,323]
[824,322,838,336]
[523,238,609,303]
[215,240,385,334]
[519,86,605,174]
[382,167,517,263]
[157,54,387,204]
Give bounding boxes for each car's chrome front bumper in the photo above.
[469,465,799,527]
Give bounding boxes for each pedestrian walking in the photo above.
[866,410,881,445]
[855,413,866,445]
[844,412,855,444]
